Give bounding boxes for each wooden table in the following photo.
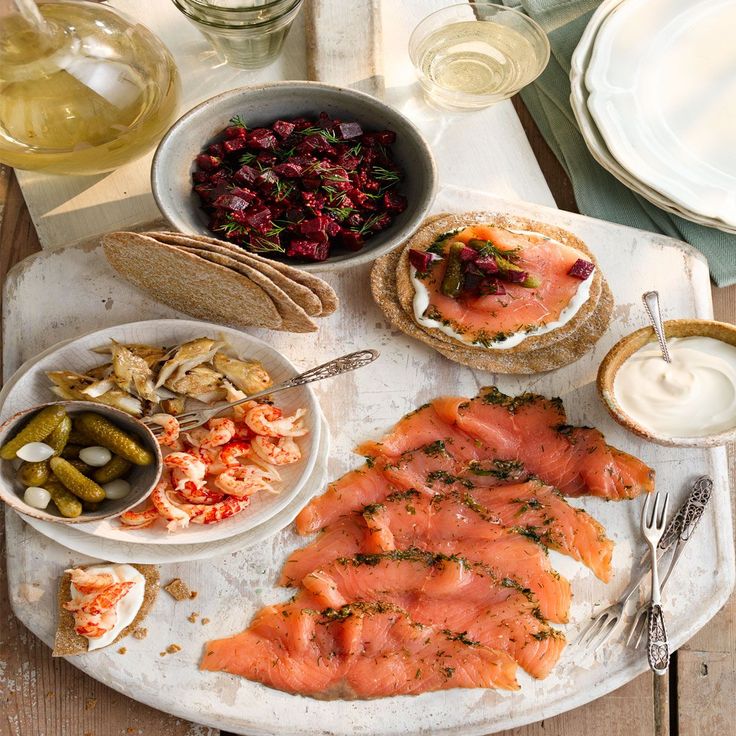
[0,93,733,736]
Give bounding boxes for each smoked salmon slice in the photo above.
[282,491,572,623]
[300,550,565,679]
[434,389,654,500]
[201,600,520,697]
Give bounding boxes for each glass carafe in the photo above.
[0,0,181,175]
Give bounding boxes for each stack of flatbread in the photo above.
[102,231,338,333]
[371,212,614,374]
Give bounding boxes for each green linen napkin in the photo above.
[500,0,736,287]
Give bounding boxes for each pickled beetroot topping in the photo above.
[191,112,407,262]
[567,259,595,280]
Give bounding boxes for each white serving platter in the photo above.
[0,319,322,545]
[4,192,734,735]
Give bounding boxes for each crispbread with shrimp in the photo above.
[53,564,159,656]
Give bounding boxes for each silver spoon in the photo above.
[642,291,671,363]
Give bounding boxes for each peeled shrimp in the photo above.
[218,440,251,468]
[66,568,115,595]
[64,581,134,616]
[179,495,251,525]
[200,417,236,448]
[120,502,159,528]
[214,465,276,498]
[149,413,180,447]
[251,435,302,465]
[245,405,308,438]
[164,452,207,492]
[150,478,190,531]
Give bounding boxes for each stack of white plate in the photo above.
[570,0,736,234]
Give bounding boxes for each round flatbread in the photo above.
[394,212,605,355]
[102,232,283,330]
[148,231,339,316]
[371,229,613,374]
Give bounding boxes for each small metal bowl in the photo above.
[151,81,438,272]
[0,401,162,524]
[597,319,736,448]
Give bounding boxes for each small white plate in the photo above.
[0,319,324,546]
[585,0,736,226]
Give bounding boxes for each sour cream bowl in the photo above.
[597,319,736,448]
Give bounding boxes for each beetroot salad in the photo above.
[191,112,408,262]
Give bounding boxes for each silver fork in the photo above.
[143,349,379,436]
[576,489,685,654]
[626,476,713,648]
[641,490,670,675]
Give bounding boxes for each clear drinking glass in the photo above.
[409,2,550,111]
[172,0,303,70]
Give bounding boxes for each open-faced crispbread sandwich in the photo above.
[372,212,613,373]
[53,563,158,656]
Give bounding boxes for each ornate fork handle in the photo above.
[647,604,669,674]
[281,350,379,389]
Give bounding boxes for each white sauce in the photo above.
[410,229,594,349]
[613,336,736,437]
[69,564,144,651]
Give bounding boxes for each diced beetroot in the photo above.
[256,152,278,166]
[192,170,210,184]
[273,162,303,178]
[193,184,215,202]
[223,125,247,139]
[289,117,313,131]
[338,229,365,251]
[257,170,279,188]
[362,130,396,145]
[229,210,250,225]
[234,164,259,185]
[364,179,381,193]
[383,192,407,212]
[346,212,364,228]
[458,246,477,263]
[244,207,273,233]
[301,191,325,211]
[298,134,333,154]
[475,255,499,273]
[284,206,306,223]
[286,239,330,261]
[229,187,256,201]
[301,177,322,191]
[195,154,221,171]
[272,119,296,139]
[290,154,317,168]
[247,128,277,150]
[366,213,392,232]
[223,137,248,154]
[499,269,529,284]
[207,143,224,157]
[212,194,251,212]
[336,121,363,139]
[300,216,330,236]
[568,258,595,280]
[336,154,360,171]
[325,218,341,237]
[408,249,439,272]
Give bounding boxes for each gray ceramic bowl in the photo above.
[151,81,438,272]
[0,401,162,524]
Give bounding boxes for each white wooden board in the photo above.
[17,0,555,250]
[4,193,734,735]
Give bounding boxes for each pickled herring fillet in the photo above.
[300,550,565,679]
[201,600,520,697]
[282,490,572,623]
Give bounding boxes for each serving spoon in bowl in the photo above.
[642,291,671,363]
